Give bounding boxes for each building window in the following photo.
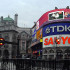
[49,49,54,53]
[4,45,8,48]
[0,34,2,38]
[44,49,47,54]
[49,55,54,59]
[64,49,70,59]
[3,50,9,59]
[12,34,16,42]
[22,42,25,50]
[44,55,47,59]
[5,36,9,41]
[56,50,63,59]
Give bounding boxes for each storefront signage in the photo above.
[31,40,40,47]
[43,35,70,48]
[43,23,70,37]
[32,25,36,42]
[36,28,42,40]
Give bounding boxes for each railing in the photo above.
[0,58,70,70]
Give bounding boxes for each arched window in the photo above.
[56,49,63,59]
[49,49,54,53]
[64,49,70,59]
[49,49,54,60]
[3,50,9,58]
[65,49,70,53]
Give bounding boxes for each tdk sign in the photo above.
[43,23,70,37]
[46,25,70,33]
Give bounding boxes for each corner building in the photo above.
[33,8,70,60]
[0,14,32,59]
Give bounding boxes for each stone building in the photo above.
[0,14,32,58]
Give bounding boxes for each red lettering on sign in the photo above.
[68,37,70,44]
[61,37,68,44]
[44,36,70,46]
[48,37,53,45]
[44,38,48,45]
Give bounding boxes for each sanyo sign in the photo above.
[43,35,70,48]
[43,23,70,37]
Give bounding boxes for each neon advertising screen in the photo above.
[43,35,70,48]
[36,9,70,30]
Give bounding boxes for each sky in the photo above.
[0,0,70,28]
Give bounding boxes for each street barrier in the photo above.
[0,58,70,70]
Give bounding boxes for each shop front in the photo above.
[31,42,42,59]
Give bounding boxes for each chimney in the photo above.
[1,16,3,23]
[14,14,18,26]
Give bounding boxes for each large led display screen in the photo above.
[43,22,70,37]
[36,28,42,40]
[36,9,70,30]
[49,11,64,21]
[43,35,70,48]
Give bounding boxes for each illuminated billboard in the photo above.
[36,28,42,40]
[32,25,37,43]
[43,35,70,48]
[36,9,70,30]
[49,11,64,21]
[43,22,70,37]
[36,21,39,30]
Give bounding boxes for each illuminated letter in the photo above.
[68,37,70,44]
[65,25,70,31]
[61,37,68,44]
[50,26,56,32]
[44,38,48,45]
[48,37,53,45]
[57,26,64,32]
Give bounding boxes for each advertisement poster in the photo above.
[43,22,70,37]
[36,28,42,40]
[49,11,64,21]
[36,9,70,29]
[32,25,36,43]
[43,35,70,48]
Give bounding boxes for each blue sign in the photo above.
[43,23,70,37]
[32,29,36,37]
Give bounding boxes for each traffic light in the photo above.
[0,38,5,45]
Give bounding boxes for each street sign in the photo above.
[0,38,4,45]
